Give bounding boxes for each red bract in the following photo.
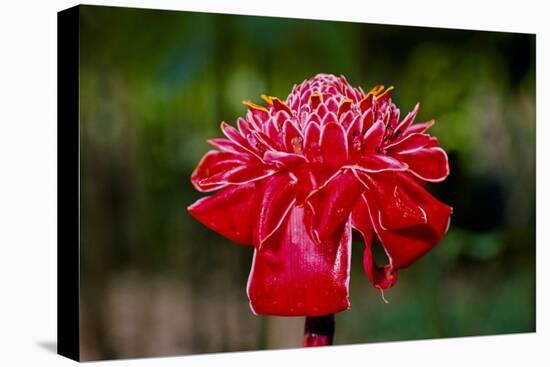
[188,74,452,316]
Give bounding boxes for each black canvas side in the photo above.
[57,5,80,362]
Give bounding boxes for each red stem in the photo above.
[303,314,335,347]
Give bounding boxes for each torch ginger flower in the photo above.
[188,74,452,319]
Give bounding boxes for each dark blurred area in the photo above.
[78,5,535,360]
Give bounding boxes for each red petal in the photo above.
[207,138,248,155]
[263,150,307,169]
[394,102,420,134]
[363,120,385,153]
[220,121,259,157]
[365,172,452,269]
[403,119,435,135]
[346,114,363,139]
[363,242,399,290]
[254,174,296,248]
[395,147,450,182]
[356,154,407,173]
[191,150,245,192]
[320,122,348,170]
[188,183,258,245]
[198,164,277,190]
[326,97,339,113]
[247,206,351,316]
[361,108,375,131]
[304,122,321,161]
[350,193,373,243]
[376,86,394,104]
[283,120,303,153]
[310,170,363,241]
[351,195,398,290]
[339,110,355,130]
[358,171,427,229]
[359,93,374,113]
[243,100,270,124]
[315,103,328,120]
[271,97,292,115]
[337,99,353,118]
[309,93,323,109]
[388,107,400,129]
[385,132,432,153]
[237,117,252,136]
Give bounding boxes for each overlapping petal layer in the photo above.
[188,74,452,316]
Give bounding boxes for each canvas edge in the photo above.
[57,4,81,362]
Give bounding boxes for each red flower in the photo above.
[188,74,452,316]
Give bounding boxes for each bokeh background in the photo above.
[78,5,536,361]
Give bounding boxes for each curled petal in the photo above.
[385,132,432,153]
[198,165,277,191]
[194,150,278,191]
[263,150,307,169]
[357,170,427,229]
[255,174,297,248]
[220,121,259,157]
[395,147,450,182]
[188,183,258,245]
[351,195,398,290]
[355,154,408,173]
[403,119,435,136]
[191,150,245,192]
[207,138,248,155]
[363,243,398,291]
[366,172,452,269]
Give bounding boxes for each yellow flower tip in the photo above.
[261,94,274,105]
[376,86,395,100]
[309,93,323,101]
[369,85,385,95]
[270,96,292,114]
[242,100,270,113]
[309,93,323,109]
[337,99,353,115]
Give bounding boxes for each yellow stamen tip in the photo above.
[261,94,273,105]
[242,100,269,113]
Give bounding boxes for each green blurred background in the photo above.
[78,5,536,361]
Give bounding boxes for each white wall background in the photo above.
[0,0,547,366]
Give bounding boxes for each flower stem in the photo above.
[303,314,335,347]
